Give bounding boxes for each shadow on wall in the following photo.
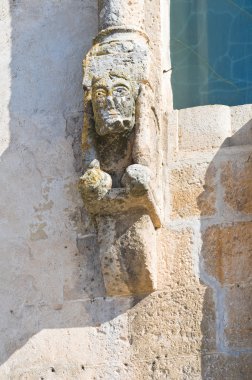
[198,119,252,378]
[0,0,139,368]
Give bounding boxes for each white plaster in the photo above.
[0,0,11,156]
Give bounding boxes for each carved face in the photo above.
[92,75,136,136]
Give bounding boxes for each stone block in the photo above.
[170,161,216,218]
[221,156,252,214]
[97,212,157,296]
[224,284,252,349]
[178,106,231,151]
[157,228,198,290]
[128,288,216,362]
[229,104,252,146]
[131,355,201,380]
[231,104,252,139]
[202,222,252,285]
[202,353,252,380]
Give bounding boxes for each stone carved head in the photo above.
[91,73,137,136]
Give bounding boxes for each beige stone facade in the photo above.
[0,0,251,379]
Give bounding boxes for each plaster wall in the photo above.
[0,0,251,379]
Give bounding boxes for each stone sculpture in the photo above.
[92,73,136,137]
[79,24,162,296]
[80,72,152,200]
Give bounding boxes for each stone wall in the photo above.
[166,104,252,379]
[0,0,251,379]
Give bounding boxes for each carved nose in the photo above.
[106,96,115,108]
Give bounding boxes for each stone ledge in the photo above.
[79,186,162,228]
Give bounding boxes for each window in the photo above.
[171,0,252,109]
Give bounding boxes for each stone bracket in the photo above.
[78,0,162,296]
[79,185,161,229]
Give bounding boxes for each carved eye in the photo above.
[95,89,106,98]
[113,86,129,97]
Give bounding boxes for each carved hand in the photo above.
[121,164,152,196]
[79,160,112,201]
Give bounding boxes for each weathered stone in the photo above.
[131,355,201,380]
[1,0,251,377]
[178,106,231,152]
[157,228,197,290]
[92,74,136,137]
[202,222,252,285]
[129,288,216,362]
[231,104,252,136]
[82,67,139,186]
[121,163,151,195]
[224,284,252,349]
[98,0,145,31]
[170,161,216,218]
[79,160,112,201]
[221,156,252,214]
[97,213,157,296]
[202,353,252,380]
[79,17,162,296]
[78,185,161,228]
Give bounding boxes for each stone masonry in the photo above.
[0,0,251,379]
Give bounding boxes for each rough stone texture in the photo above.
[121,164,152,195]
[157,227,196,289]
[178,106,231,152]
[1,0,252,378]
[80,0,163,297]
[129,289,215,361]
[231,104,252,136]
[224,284,252,349]
[131,354,202,380]
[170,161,217,218]
[98,0,145,31]
[167,98,252,378]
[202,353,252,380]
[0,1,165,378]
[202,222,252,285]
[221,154,252,214]
[97,213,157,296]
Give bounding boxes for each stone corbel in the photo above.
[79,0,162,296]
